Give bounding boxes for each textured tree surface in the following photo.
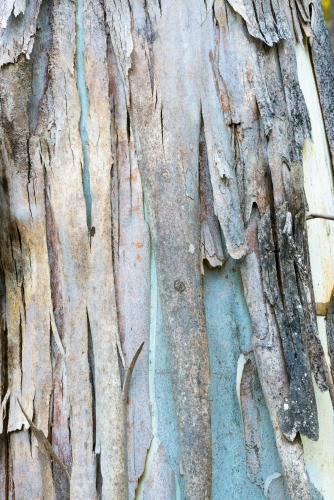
[322,0,334,44]
[1,0,334,499]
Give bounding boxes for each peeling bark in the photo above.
[0,0,333,498]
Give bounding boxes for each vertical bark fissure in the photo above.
[134,249,159,499]
[128,4,213,497]
[86,309,95,453]
[75,0,92,234]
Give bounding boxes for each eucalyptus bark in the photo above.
[0,1,334,499]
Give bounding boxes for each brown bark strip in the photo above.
[107,8,152,493]
[128,2,212,498]
[84,1,128,497]
[44,149,72,500]
[34,21,70,486]
[43,1,96,496]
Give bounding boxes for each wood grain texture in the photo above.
[0,0,333,498]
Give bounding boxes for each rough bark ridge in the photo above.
[0,0,333,499]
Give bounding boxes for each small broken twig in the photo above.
[306,212,334,222]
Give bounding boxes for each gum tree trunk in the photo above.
[1,1,334,499]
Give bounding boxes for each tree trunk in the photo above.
[1,1,334,499]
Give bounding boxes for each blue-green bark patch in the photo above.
[204,260,288,499]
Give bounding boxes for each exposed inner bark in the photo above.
[0,0,333,499]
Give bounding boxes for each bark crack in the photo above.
[75,0,93,235]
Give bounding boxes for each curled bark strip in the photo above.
[225,0,311,46]
[123,342,144,400]
[199,126,227,271]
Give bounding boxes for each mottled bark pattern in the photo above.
[0,0,333,499]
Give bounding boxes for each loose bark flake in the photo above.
[213,1,333,497]
[0,0,42,67]
[199,126,227,270]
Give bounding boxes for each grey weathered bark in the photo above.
[0,0,334,499]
